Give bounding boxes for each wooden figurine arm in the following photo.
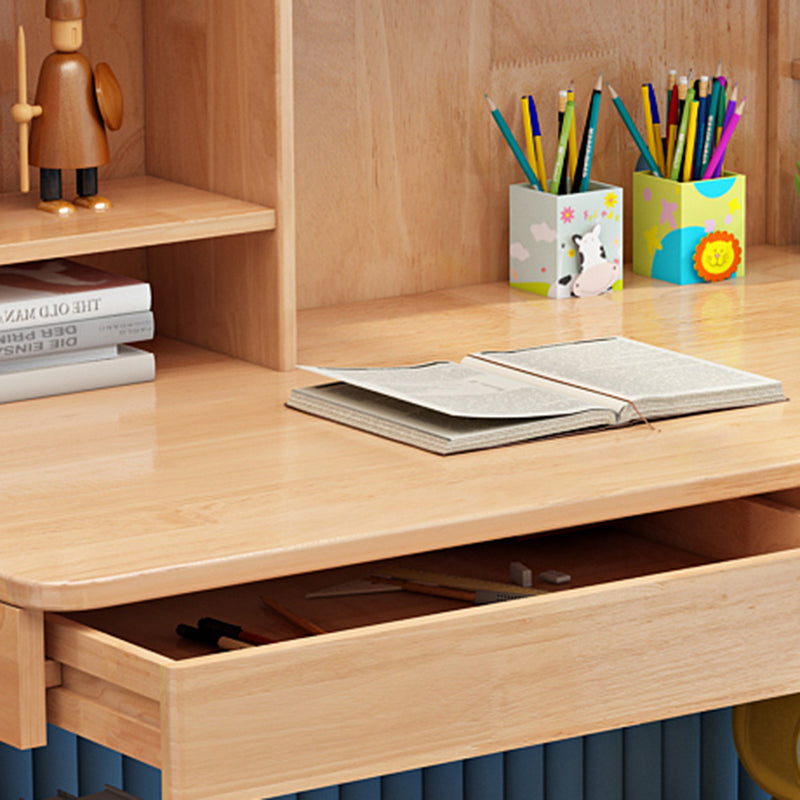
[10,102,43,124]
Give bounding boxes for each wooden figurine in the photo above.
[10,0,123,216]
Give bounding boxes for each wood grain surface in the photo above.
[0,247,798,611]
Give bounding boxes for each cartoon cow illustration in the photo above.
[571,223,620,297]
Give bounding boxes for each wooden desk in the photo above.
[3,245,800,799]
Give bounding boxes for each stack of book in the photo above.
[0,258,155,403]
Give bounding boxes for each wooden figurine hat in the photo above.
[45,0,86,20]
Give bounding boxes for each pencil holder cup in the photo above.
[509,181,623,298]
[632,171,746,284]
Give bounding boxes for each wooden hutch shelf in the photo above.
[0,176,276,266]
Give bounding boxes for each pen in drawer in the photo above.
[177,623,254,651]
[197,616,276,645]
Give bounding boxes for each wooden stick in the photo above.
[260,595,327,635]
[17,26,30,193]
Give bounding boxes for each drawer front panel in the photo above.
[161,549,800,800]
[0,601,46,749]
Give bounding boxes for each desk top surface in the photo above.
[4,245,800,611]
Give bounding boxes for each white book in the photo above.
[0,311,155,363]
[287,337,786,454]
[0,345,120,373]
[0,345,155,404]
[0,259,151,331]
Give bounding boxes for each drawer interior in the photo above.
[60,495,800,660]
[42,494,800,799]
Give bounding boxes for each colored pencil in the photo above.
[678,71,692,132]
[702,98,745,180]
[485,94,543,190]
[676,75,688,127]
[527,94,548,189]
[666,68,677,115]
[715,79,728,148]
[641,83,658,171]
[699,75,722,178]
[521,95,537,182]
[557,90,569,194]
[665,76,682,176]
[567,81,579,183]
[715,82,737,177]
[692,75,709,180]
[647,82,666,175]
[682,99,699,182]
[550,95,574,193]
[574,74,603,192]
[607,83,662,177]
[669,84,696,180]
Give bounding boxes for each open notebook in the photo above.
[287,337,786,454]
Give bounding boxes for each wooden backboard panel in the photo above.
[767,0,800,245]
[293,0,771,309]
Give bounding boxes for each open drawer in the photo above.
[33,495,800,800]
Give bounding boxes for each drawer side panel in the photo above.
[45,614,170,700]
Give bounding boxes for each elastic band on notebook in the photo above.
[470,353,656,431]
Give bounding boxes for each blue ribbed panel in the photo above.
[662,714,701,800]
[623,720,662,799]
[297,786,339,800]
[0,739,33,799]
[381,767,422,800]
[545,736,584,799]
[423,761,463,799]
[121,757,161,800]
[584,729,623,800]
[77,739,123,795]
[0,712,775,800]
[0,727,160,800]
[340,776,381,800]
[32,726,78,799]
[464,752,504,800]
[505,744,544,800]
[701,708,739,800]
